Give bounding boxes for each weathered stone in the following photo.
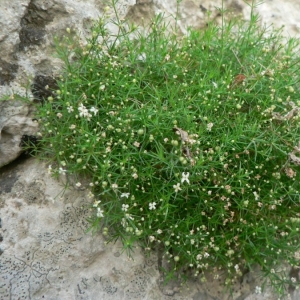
[0,99,38,168]
[0,0,28,61]
[0,59,19,85]
[0,158,189,299]
[126,0,155,25]
[0,169,19,195]
[19,0,66,50]
[19,26,47,50]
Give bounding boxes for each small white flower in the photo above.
[121,218,127,228]
[212,81,218,88]
[196,254,202,260]
[181,172,190,184]
[47,165,52,174]
[204,252,210,258]
[173,183,182,192]
[69,124,76,130]
[67,106,74,113]
[132,173,138,179]
[137,52,146,62]
[133,141,140,147]
[207,122,214,132]
[255,286,262,294]
[99,84,106,90]
[56,113,63,118]
[149,236,155,242]
[93,200,101,207]
[112,183,118,189]
[96,207,104,218]
[110,60,118,68]
[86,113,92,121]
[149,202,156,210]
[78,103,92,120]
[87,191,94,198]
[58,167,66,175]
[165,54,170,61]
[78,103,87,115]
[122,204,129,212]
[157,229,162,234]
[90,106,99,116]
[125,213,134,220]
[121,193,130,198]
[75,182,81,187]
[253,191,259,200]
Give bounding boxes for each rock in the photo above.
[0,59,19,85]
[0,99,38,168]
[0,158,192,299]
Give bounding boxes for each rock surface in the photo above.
[0,99,38,168]
[1,0,300,299]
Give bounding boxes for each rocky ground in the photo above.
[1,0,300,299]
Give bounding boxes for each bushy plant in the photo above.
[33,0,300,296]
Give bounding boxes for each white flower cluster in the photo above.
[173,172,190,192]
[78,103,99,120]
[207,123,214,132]
[93,200,104,218]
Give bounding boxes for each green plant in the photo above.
[32,0,300,296]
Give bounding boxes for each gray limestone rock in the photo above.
[0,158,193,300]
[0,99,38,168]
